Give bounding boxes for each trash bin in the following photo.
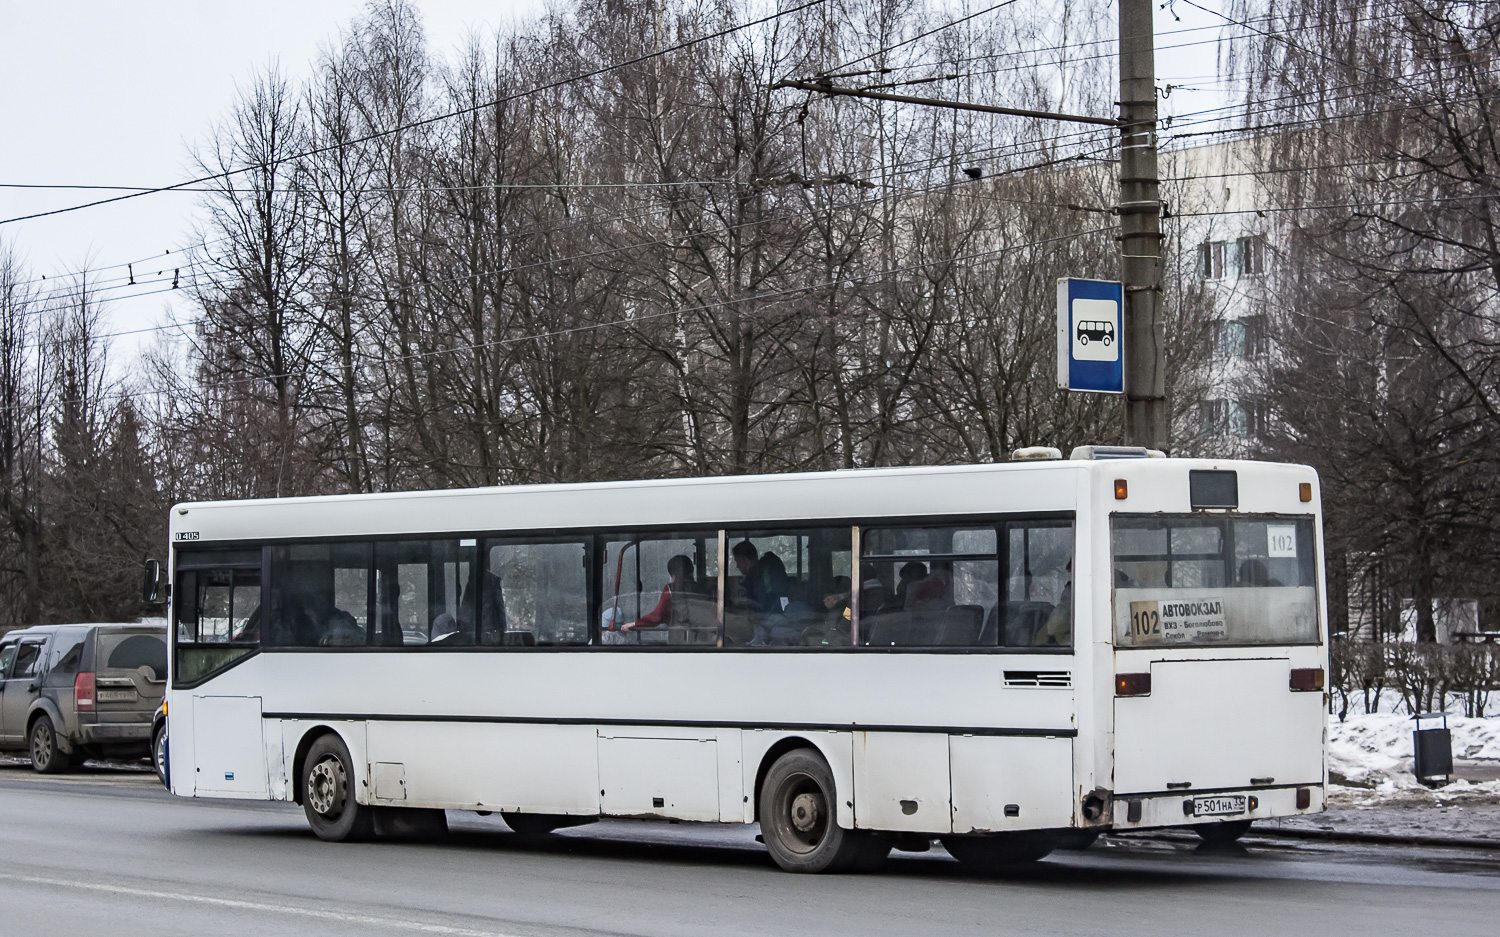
[1412,712,1454,788]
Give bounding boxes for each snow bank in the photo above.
[1327,712,1500,799]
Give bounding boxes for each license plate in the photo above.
[1192,795,1247,817]
[97,689,137,702]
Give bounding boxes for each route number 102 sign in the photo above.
[1056,278,1125,394]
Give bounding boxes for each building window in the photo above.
[1215,319,1245,357]
[1198,241,1227,279]
[1238,235,1266,276]
[1243,314,1268,357]
[1199,399,1230,434]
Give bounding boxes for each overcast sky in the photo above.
[0,0,1227,365]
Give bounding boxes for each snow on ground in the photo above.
[1327,712,1500,806]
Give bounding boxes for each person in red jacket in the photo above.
[622,555,696,632]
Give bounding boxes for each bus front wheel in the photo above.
[941,832,1055,871]
[302,733,374,842]
[759,749,890,873]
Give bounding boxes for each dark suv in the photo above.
[0,623,167,773]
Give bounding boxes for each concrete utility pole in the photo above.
[780,5,1170,448]
[1117,0,1168,450]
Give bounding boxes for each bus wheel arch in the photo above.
[757,745,890,873]
[752,737,822,823]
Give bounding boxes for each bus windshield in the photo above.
[1112,514,1318,646]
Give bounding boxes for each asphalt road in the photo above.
[1,763,1497,937]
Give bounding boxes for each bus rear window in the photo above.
[1112,515,1318,646]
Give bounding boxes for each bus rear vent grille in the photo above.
[1004,671,1072,688]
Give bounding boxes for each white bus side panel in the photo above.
[365,722,600,814]
[191,696,268,797]
[950,736,1074,832]
[853,733,951,832]
[599,732,720,821]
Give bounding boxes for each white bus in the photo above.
[157,450,1328,872]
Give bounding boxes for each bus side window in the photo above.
[483,539,590,646]
[859,526,996,648]
[725,527,851,648]
[999,520,1075,648]
[174,562,261,684]
[270,543,374,648]
[373,540,477,647]
[600,531,721,647]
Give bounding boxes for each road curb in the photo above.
[1114,827,1500,851]
[1248,826,1500,851]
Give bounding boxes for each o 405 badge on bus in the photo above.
[1129,598,1226,644]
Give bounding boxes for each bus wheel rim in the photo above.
[308,756,346,817]
[773,772,827,854]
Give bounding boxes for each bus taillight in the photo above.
[1116,673,1151,696]
[1289,668,1324,691]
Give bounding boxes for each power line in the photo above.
[817,0,1023,79]
[5,223,1120,417]
[0,0,834,228]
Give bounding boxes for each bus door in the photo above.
[1109,515,1324,795]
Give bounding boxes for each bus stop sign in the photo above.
[1056,278,1124,394]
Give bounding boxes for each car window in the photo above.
[0,643,15,677]
[13,642,44,679]
[98,633,168,675]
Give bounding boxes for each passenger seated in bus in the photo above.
[905,560,952,609]
[621,555,697,632]
[822,575,853,618]
[320,608,365,646]
[1033,563,1072,647]
[1237,558,1278,587]
[881,561,928,612]
[731,541,790,613]
[857,564,890,613]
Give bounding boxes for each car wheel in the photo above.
[941,832,1055,872]
[152,723,169,787]
[1195,819,1252,845]
[29,715,73,775]
[759,748,889,873]
[1078,334,1089,345]
[301,733,374,842]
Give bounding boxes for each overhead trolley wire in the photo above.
[0,0,834,228]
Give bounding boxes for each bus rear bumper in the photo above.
[1109,783,1324,832]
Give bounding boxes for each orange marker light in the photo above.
[1114,479,1128,500]
[1116,673,1151,696]
[1299,482,1312,502]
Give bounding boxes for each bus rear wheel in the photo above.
[302,733,374,842]
[1194,819,1252,845]
[759,749,890,873]
[941,832,1055,872]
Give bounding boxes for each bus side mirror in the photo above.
[142,559,164,605]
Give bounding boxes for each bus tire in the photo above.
[759,748,884,873]
[302,733,374,842]
[152,723,169,788]
[941,832,1054,871]
[29,715,73,774]
[1194,819,1252,845]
